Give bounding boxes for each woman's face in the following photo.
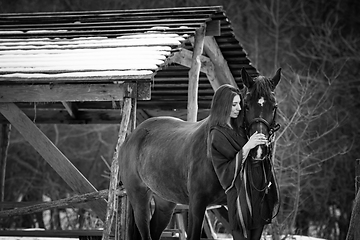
[230,94,241,118]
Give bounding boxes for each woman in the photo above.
[207,84,278,240]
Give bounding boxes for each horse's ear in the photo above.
[241,67,253,89]
[271,68,281,90]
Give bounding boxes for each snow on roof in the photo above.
[0,32,186,82]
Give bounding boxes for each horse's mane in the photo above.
[249,76,275,101]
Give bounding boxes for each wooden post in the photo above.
[102,97,132,240]
[187,25,206,122]
[0,124,11,210]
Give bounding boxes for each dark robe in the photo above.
[210,125,279,239]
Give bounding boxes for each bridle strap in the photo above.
[245,105,280,140]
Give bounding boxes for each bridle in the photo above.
[244,104,280,142]
[244,101,281,221]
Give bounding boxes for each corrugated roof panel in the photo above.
[0,33,186,83]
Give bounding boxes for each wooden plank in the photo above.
[187,25,206,122]
[209,206,231,233]
[0,189,125,218]
[0,230,104,237]
[0,230,186,239]
[0,102,107,220]
[0,83,145,102]
[203,36,238,89]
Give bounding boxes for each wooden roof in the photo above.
[0,6,258,124]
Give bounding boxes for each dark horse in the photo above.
[119,68,281,240]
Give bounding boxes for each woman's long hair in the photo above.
[206,84,245,157]
[208,84,244,131]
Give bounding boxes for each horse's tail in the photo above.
[127,201,141,240]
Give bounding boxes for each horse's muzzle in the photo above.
[251,144,269,161]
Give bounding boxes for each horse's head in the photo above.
[241,68,281,160]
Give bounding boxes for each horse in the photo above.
[118,67,281,240]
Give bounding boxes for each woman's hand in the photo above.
[246,131,268,150]
[242,131,268,160]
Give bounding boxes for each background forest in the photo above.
[0,0,360,239]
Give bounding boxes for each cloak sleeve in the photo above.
[210,128,245,193]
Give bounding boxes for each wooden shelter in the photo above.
[0,5,258,239]
[0,5,257,124]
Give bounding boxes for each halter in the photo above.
[245,104,280,141]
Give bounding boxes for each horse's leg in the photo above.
[186,198,207,240]
[250,226,264,240]
[150,195,177,240]
[126,184,152,240]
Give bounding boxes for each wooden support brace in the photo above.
[209,206,231,233]
[203,211,217,239]
[187,25,206,122]
[102,97,132,240]
[0,103,107,220]
[203,36,238,89]
[0,189,125,219]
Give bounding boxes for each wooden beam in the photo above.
[168,46,223,91]
[0,103,107,220]
[203,36,238,89]
[187,25,206,122]
[0,82,149,102]
[167,48,214,76]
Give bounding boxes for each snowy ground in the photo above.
[0,235,328,240]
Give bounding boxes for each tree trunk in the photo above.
[346,184,360,240]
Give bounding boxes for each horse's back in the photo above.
[119,116,207,203]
